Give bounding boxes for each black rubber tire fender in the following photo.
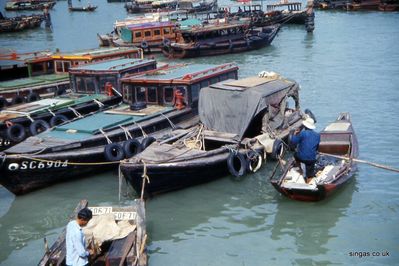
[227,151,247,177]
[0,97,9,110]
[141,40,149,49]
[26,92,40,102]
[54,86,66,96]
[29,119,50,135]
[287,129,296,151]
[6,124,26,142]
[130,101,147,111]
[140,136,156,151]
[162,38,171,47]
[246,150,263,173]
[50,114,69,127]
[12,95,25,105]
[104,143,125,161]
[123,139,142,158]
[270,139,284,160]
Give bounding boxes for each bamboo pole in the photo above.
[319,152,399,173]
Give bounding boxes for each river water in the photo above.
[1,1,399,265]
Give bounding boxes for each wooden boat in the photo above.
[162,21,280,58]
[0,47,143,104]
[5,0,56,11]
[39,199,147,266]
[0,63,239,195]
[125,0,216,13]
[378,0,399,11]
[271,113,359,202]
[0,12,45,33]
[68,5,98,12]
[345,0,381,10]
[0,58,157,151]
[315,0,350,9]
[120,72,308,196]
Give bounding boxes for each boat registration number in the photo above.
[89,207,137,220]
[0,138,11,147]
[7,160,69,171]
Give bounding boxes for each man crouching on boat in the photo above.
[290,116,320,183]
[66,208,94,266]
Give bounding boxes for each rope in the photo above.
[26,114,34,122]
[133,121,148,138]
[93,99,105,108]
[160,112,176,129]
[47,109,56,117]
[119,125,133,140]
[68,106,83,118]
[98,128,112,144]
[140,160,150,200]
[319,152,399,173]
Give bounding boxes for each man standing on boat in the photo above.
[290,116,320,183]
[66,208,93,266]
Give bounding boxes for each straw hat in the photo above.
[302,116,316,130]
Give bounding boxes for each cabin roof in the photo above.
[49,47,140,61]
[0,73,69,90]
[199,75,298,139]
[69,58,156,73]
[121,63,238,84]
[126,21,175,30]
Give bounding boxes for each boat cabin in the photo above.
[119,21,177,47]
[26,47,143,77]
[69,58,157,94]
[266,2,303,12]
[121,63,239,108]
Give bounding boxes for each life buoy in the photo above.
[140,136,156,151]
[270,139,284,160]
[227,151,247,177]
[246,150,262,173]
[12,95,25,105]
[50,114,69,127]
[0,97,8,110]
[304,108,317,123]
[6,124,26,142]
[162,38,171,47]
[141,40,149,49]
[29,119,50,135]
[26,92,40,102]
[123,139,142,158]
[104,143,125,161]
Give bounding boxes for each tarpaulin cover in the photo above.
[199,77,298,139]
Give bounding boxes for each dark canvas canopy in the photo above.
[199,76,299,139]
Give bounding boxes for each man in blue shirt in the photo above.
[290,116,320,183]
[66,208,93,266]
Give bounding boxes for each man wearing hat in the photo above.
[290,116,320,183]
[66,207,94,266]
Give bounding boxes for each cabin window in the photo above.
[163,28,171,35]
[144,31,151,37]
[135,31,142,38]
[56,61,63,72]
[76,76,96,93]
[210,77,219,84]
[219,73,229,81]
[99,76,117,94]
[191,83,200,101]
[55,61,71,73]
[154,29,161,36]
[123,84,132,103]
[135,86,146,102]
[63,62,71,72]
[163,86,174,104]
[228,72,237,79]
[201,80,209,88]
[147,87,157,103]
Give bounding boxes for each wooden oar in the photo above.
[319,152,399,173]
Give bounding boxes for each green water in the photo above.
[1,1,399,265]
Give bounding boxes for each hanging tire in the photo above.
[246,150,263,173]
[12,95,25,105]
[287,129,296,151]
[162,38,171,47]
[140,136,156,151]
[270,139,284,160]
[304,108,317,123]
[0,97,8,110]
[123,139,142,158]
[50,114,69,127]
[104,143,125,161]
[29,120,50,135]
[6,124,26,142]
[141,40,149,49]
[130,101,147,111]
[26,92,40,102]
[227,151,247,177]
